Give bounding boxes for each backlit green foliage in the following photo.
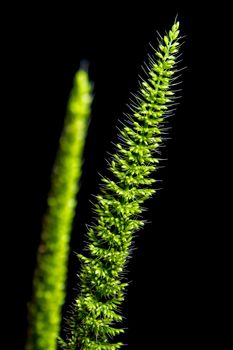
[61,21,182,350]
[26,69,92,350]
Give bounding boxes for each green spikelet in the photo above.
[62,21,182,350]
[26,69,92,350]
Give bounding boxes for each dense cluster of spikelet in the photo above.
[61,21,181,350]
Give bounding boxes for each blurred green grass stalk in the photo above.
[26,69,92,350]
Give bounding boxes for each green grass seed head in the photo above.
[61,19,183,350]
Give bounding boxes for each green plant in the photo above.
[59,20,182,350]
[26,69,92,350]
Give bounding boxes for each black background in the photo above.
[5,2,227,349]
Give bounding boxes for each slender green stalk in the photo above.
[61,21,182,350]
[26,69,92,350]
